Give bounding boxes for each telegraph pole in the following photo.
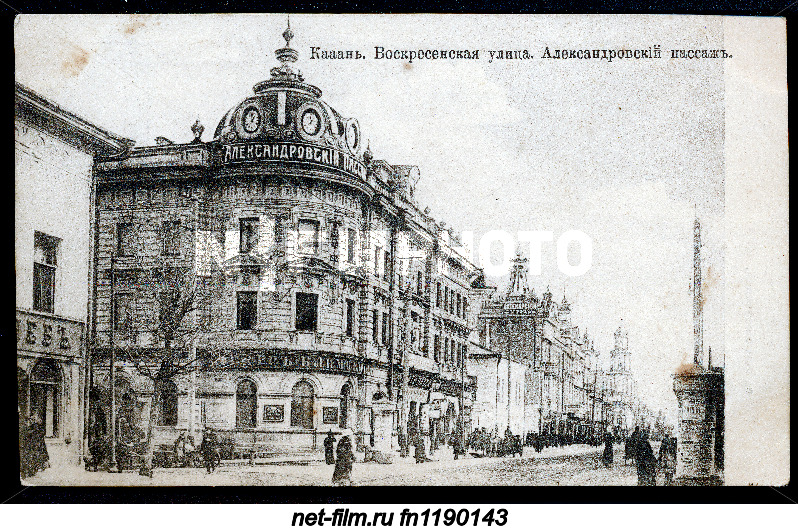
[108,255,117,472]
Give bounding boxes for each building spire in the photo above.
[271,15,302,81]
[507,252,530,297]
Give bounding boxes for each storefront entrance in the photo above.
[30,359,60,437]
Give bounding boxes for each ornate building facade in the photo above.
[89,25,478,454]
[471,255,631,441]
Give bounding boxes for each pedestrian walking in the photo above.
[324,430,336,465]
[174,432,187,467]
[602,430,614,467]
[332,429,355,486]
[658,436,676,485]
[636,430,656,486]
[625,426,640,464]
[200,428,220,474]
[398,426,408,458]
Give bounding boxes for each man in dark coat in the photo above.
[200,428,220,474]
[324,431,336,465]
[625,426,640,464]
[636,430,656,485]
[414,432,427,463]
[602,430,614,467]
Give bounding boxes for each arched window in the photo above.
[30,360,60,437]
[291,380,314,429]
[236,379,257,429]
[158,380,178,426]
[339,383,351,428]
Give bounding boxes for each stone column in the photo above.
[672,365,723,485]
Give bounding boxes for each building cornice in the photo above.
[15,82,134,156]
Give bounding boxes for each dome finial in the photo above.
[271,15,300,81]
[283,14,294,47]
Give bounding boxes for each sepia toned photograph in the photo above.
[13,14,788,490]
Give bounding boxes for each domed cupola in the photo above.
[214,19,363,158]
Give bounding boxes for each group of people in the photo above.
[19,413,49,480]
[467,427,522,458]
[324,430,355,486]
[603,426,678,485]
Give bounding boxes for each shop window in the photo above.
[33,231,59,313]
[117,223,134,256]
[347,228,356,263]
[161,221,181,256]
[239,218,259,254]
[345,298,355,337]
[298,219,320,255]
[295,292,318,331]
[158,380,178,426]
[237,291,257,330]
[291,380,314,429]
[236,379,257,429]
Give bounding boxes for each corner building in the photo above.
[91,26,478,453]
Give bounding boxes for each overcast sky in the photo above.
[15,14,727,423]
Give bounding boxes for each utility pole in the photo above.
[108,255,117,472]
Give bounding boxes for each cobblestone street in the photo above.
[22,445,642,487]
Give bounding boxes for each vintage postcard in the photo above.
[14,14,788,489]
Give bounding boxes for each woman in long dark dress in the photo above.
[324,431,336,465]
[26,414,50,476]
[602,431,614,467]
[332,430,355,486]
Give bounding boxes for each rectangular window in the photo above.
[434,335,440,363]
[113,293,133,333]
[295,292,318,331]
[239,218,259,254]
[374,246,382,278]
[161,221,181,256]
[372,310,379,343]
[33,231,58,313]
[237,292,257,330]
[384,251,391,281]
[381,312,388,344]
[346,298,355,337]
[456,293,462,318]
[117,223,134,256]
[347,228,356,263]
[436,282,442,308]
[297,219,320,254]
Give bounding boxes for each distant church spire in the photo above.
[693,214,704,366]
[507,252,530,297]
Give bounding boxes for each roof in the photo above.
[15,82,134,156]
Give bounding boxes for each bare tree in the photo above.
[118,261,224,476]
